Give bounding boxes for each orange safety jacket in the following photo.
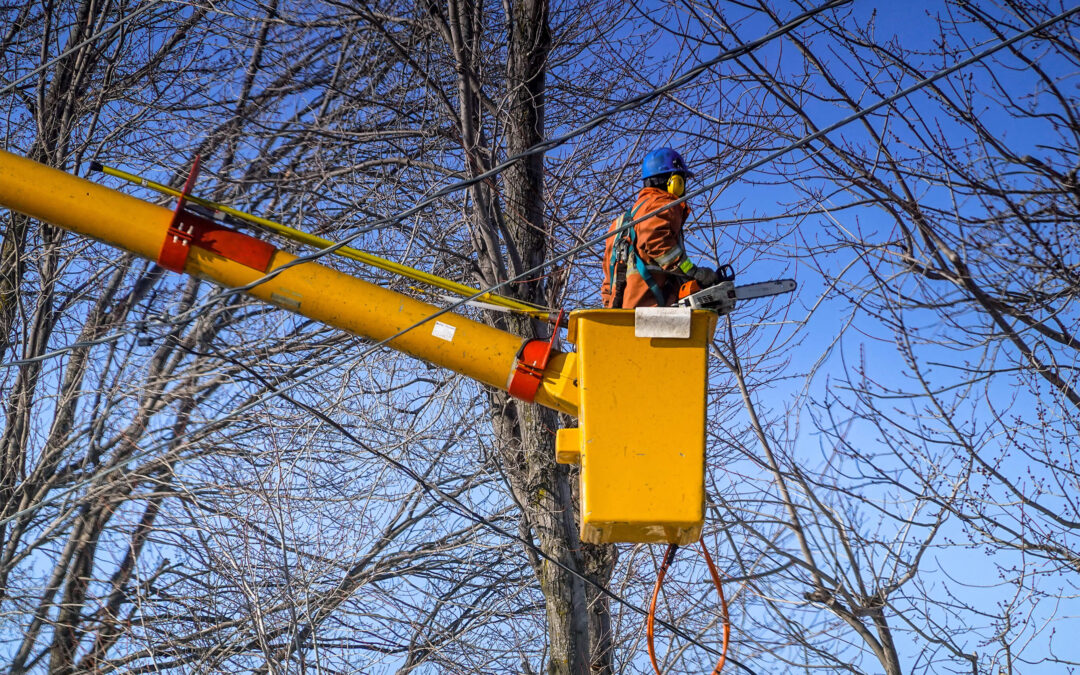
[601,187,690,309]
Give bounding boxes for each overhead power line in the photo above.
[138,0,854,274]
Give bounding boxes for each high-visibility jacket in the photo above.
[601,187,690,308]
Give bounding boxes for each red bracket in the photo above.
[158,155,202,273]
[154,156,275,274]
[508,309,565,403]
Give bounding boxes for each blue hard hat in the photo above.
[642,148,694,180]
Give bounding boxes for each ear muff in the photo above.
[667,173,685,197]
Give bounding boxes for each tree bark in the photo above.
[495,1,618,672]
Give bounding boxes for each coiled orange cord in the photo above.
[646,537,730,675]
[699,537,730,674]
[647,544,679,674]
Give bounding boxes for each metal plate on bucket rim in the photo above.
[634,306,692,339]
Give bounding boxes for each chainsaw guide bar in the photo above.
[675,278,796,314]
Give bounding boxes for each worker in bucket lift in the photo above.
[601,148,731,309]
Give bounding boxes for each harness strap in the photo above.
[627,214,668,307]
[609,201,675,307]
[622,199,669,304]
[608,203,643,308]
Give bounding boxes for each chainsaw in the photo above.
[675,277,796,315]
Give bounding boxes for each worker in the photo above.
[601,148,729,308]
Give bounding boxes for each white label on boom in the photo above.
[432,321,456,342]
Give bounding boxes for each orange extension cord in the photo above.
[646,537,730,675]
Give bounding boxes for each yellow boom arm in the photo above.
[0,149,578,416]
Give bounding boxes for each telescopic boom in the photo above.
[0,149,579,416]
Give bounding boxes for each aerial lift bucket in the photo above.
[557,308,717,545]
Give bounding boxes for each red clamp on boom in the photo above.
[508,309,565,403]
[154,156,276,274]
[158,155,202,273]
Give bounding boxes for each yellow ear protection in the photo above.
[666,173,686,198]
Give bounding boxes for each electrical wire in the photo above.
[86,0,853,281]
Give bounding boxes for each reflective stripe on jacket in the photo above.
[601,187,689,308]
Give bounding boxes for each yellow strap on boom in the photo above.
[92,162,551,318]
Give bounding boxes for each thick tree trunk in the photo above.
[497,1,619,672]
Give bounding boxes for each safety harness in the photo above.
[608,203,667,308]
